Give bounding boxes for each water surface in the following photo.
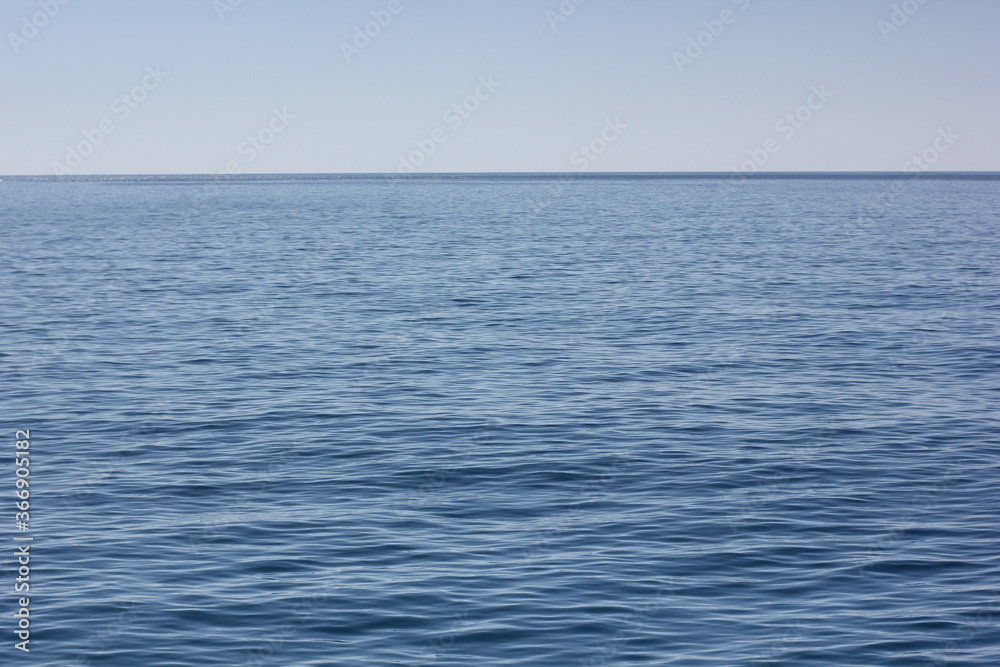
[1,175,998,665]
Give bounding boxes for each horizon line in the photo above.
[3,171,1000,181]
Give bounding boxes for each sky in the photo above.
[1,0,998,175]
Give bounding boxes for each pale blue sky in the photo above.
[2,0,998,174]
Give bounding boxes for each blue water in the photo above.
[1,175,999,665]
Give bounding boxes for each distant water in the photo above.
[2,175,998,666]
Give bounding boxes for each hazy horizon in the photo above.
[4,171,1000,180]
